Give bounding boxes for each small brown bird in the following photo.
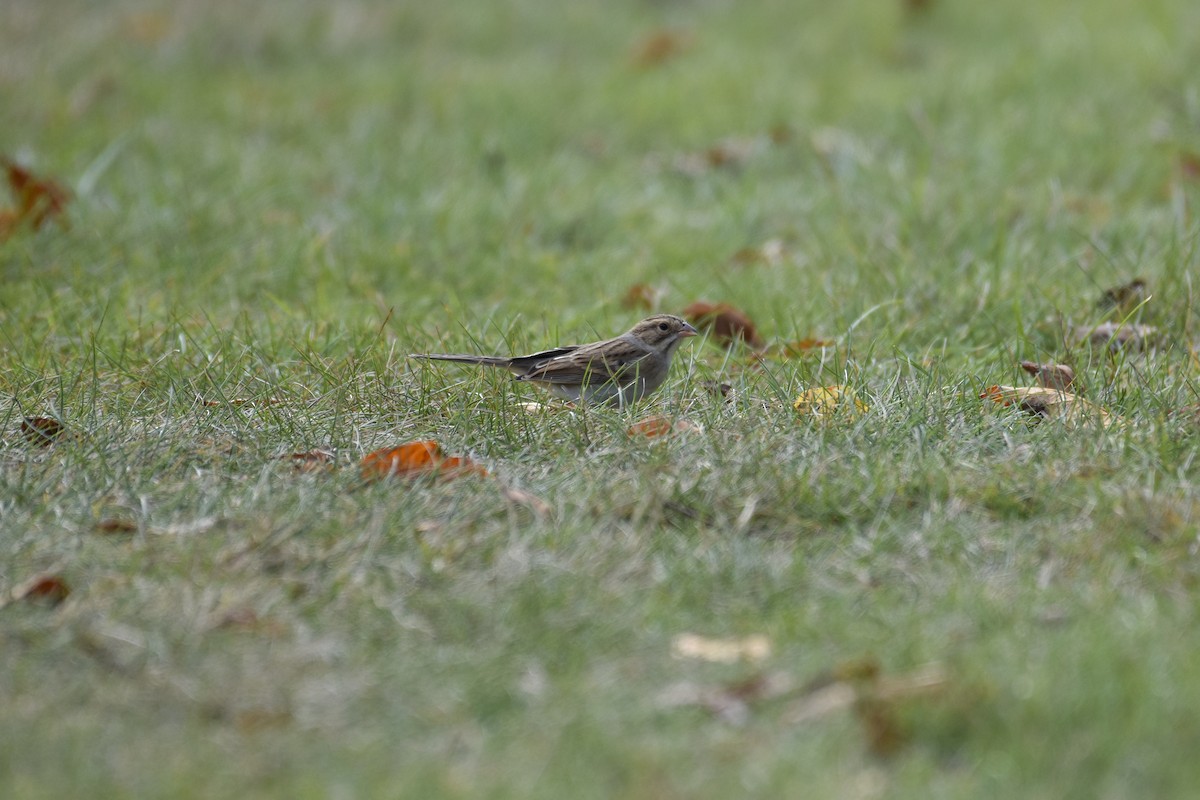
[411,315,699,407]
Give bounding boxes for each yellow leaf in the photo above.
[794,385,868,416]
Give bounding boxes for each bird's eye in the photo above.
[658,322,670,332]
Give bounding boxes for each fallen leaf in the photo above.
[360,440,487,481]
[95,518,137,535]
[671,633,771,664]
[1096,278,1147,314]
[1180,153,1200,182]
[980,386,1117,428]
[620,282,664,311]
[21,417,66,446]
[13,574,71,606]
[731,238,787,267]
[683,301,764,349]
[280,449,335,472]
[1,157,71,236]
[1019,361,1078,392]
[1074,321,1157,352]
[630,29,692,68]
[628,416,701,438]
[794,385,869,417]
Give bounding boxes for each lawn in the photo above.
[3,0,1200,797]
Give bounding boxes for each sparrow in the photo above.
[411,314,699,407]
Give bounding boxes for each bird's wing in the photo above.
[506,345,582,372]
[519,341,652,385]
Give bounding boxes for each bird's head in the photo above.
[630,314,699,351]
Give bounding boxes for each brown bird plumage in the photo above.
[411,315,698,407]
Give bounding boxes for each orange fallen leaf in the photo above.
[620,282,663,311]
[785,338,835,354]
[21,417,66,446]
[14,574,71,606]
[1,157,71,235]
[628,415,701,438]
[360,440,486,481]
[683,301,764,349]
[630,29,692,68]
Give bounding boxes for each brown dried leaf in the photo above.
[980,385,1117,429]
[95,518,137,535]
[1180,153,1200,182]
[281,449,335,472]
[683,301,764,349]
[620,282,663,311]
[731,238,787,267]
[14,574,71,606]
[2,157,71,234]
[1019,361,1078,392]
[360,440,487,481]
[21,417,66,446]
[630,29,692,69]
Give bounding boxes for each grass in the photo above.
[3,0,1200,796]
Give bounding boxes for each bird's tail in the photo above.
[410,353,512,368]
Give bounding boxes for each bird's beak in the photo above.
[681,322,699,337]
